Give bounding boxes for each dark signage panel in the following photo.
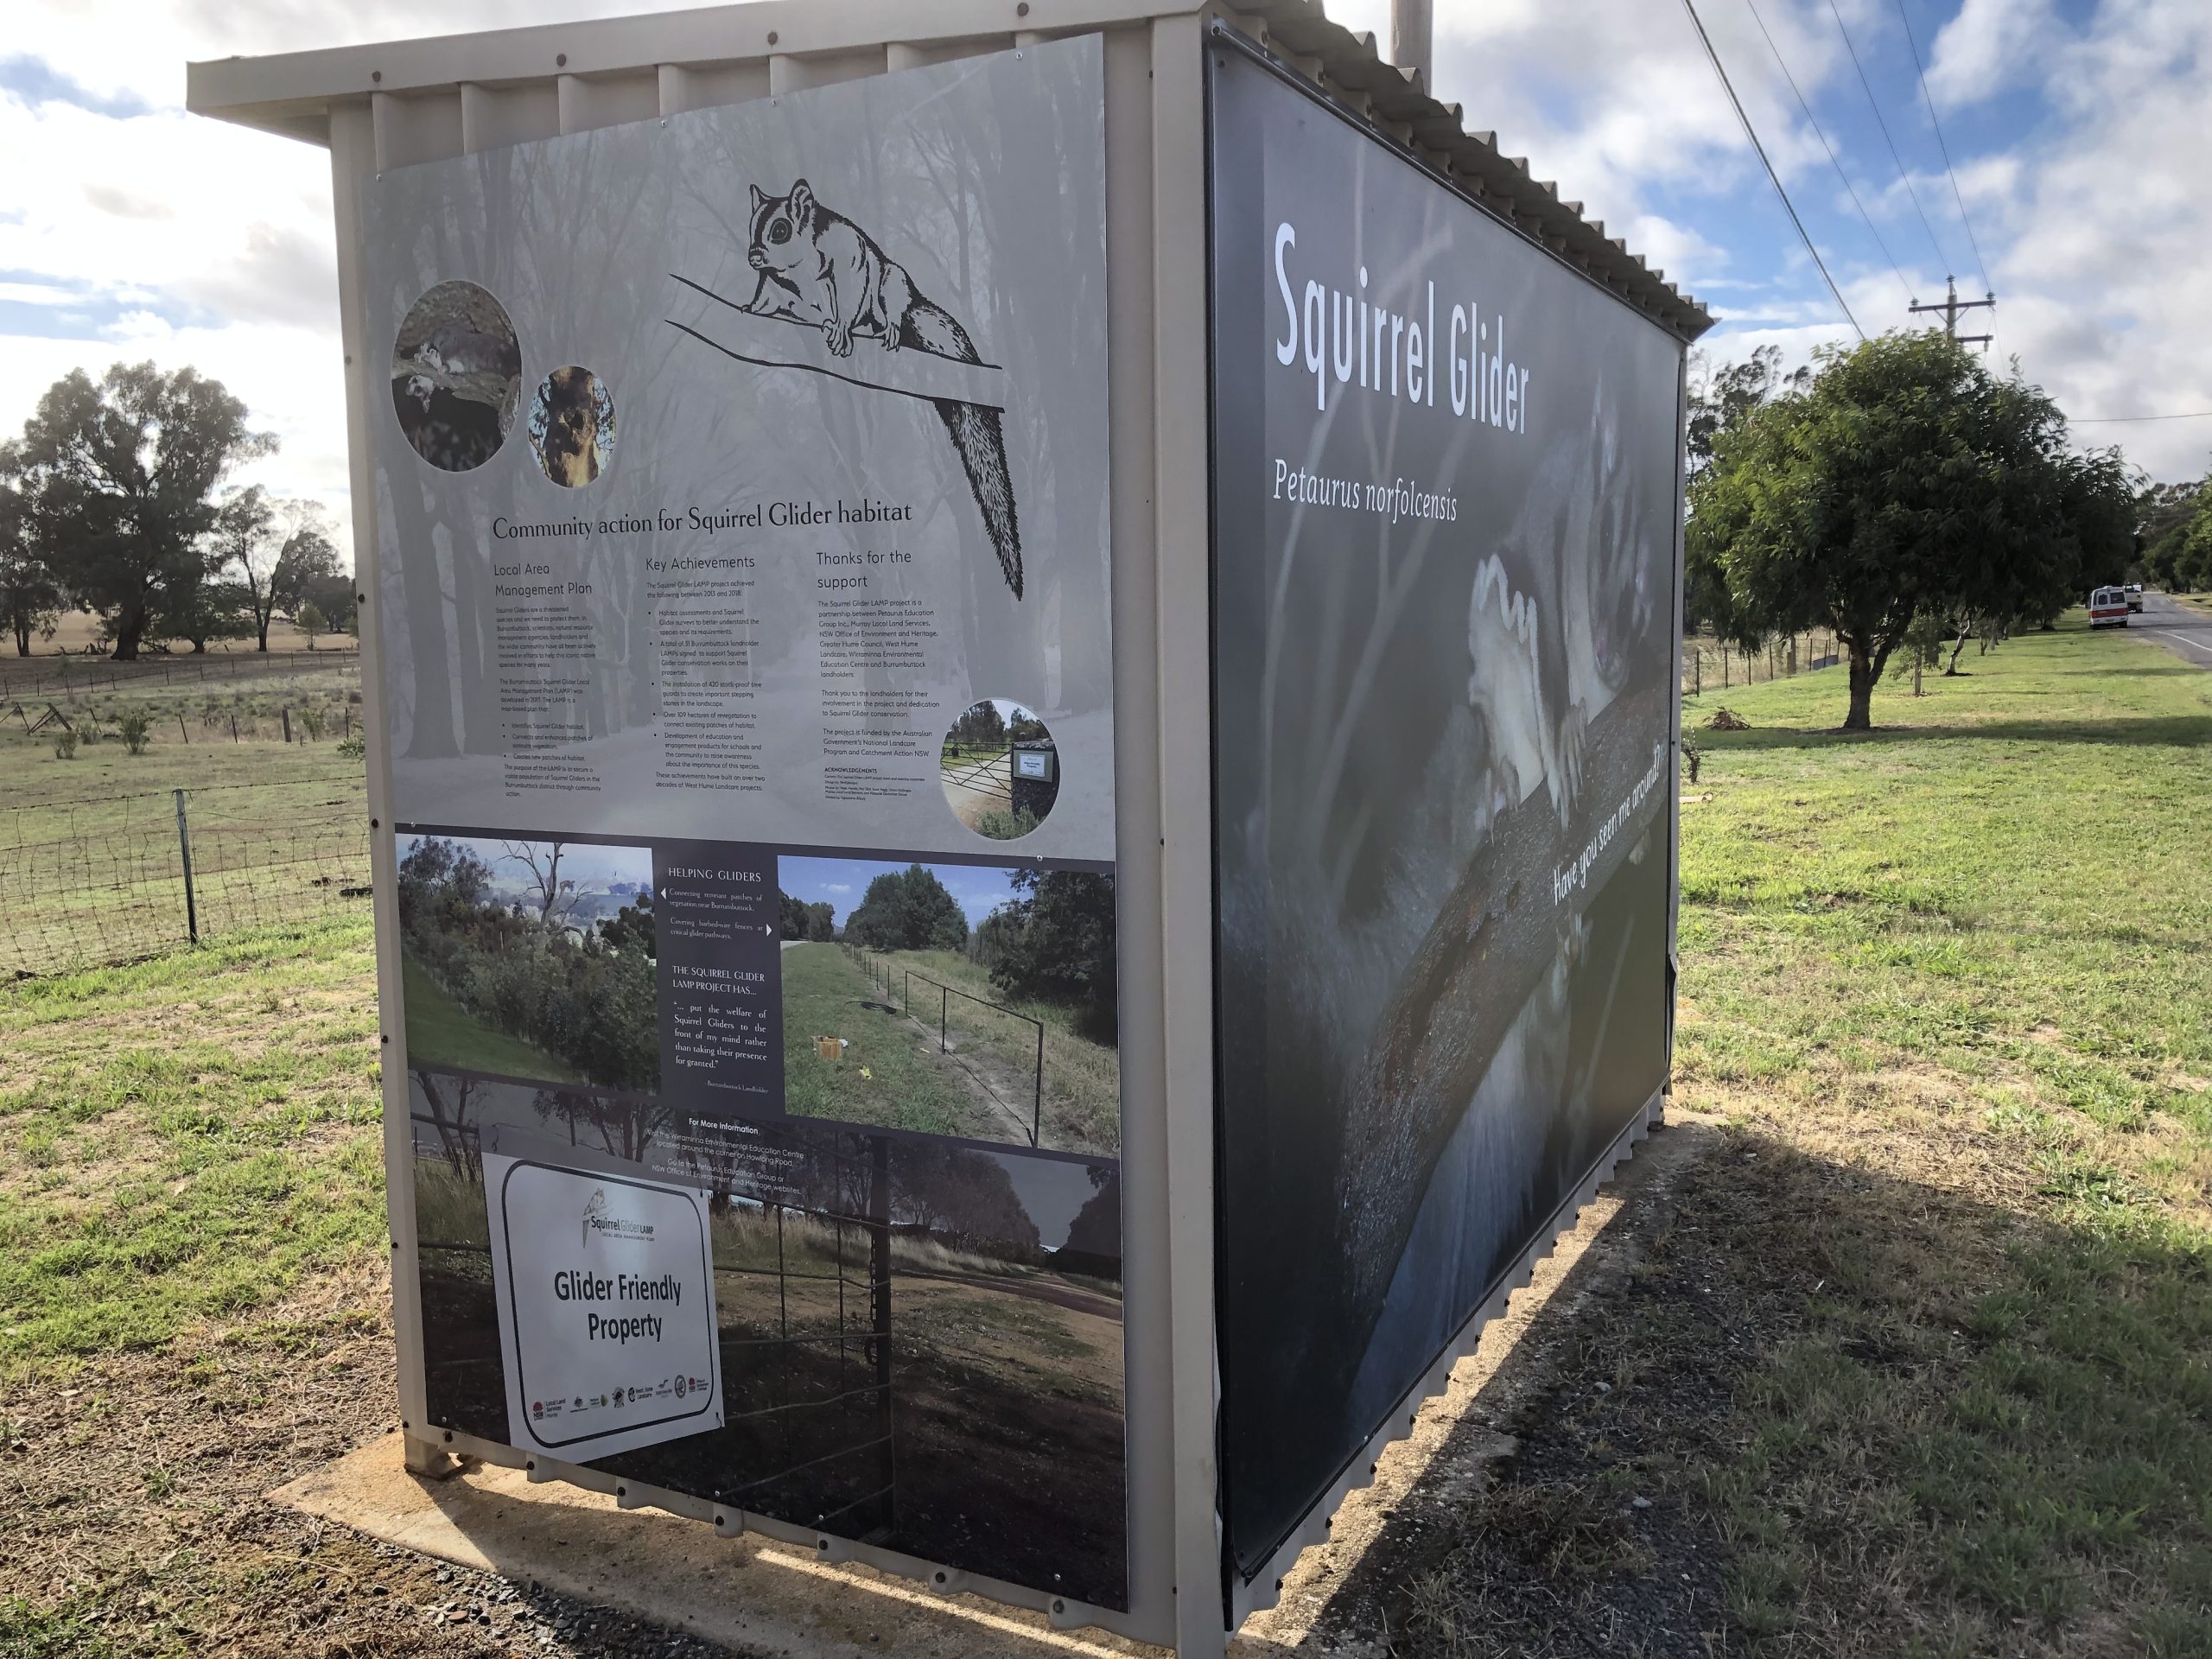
[1206,43,1685,1583]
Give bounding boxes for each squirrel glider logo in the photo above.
[668,178,1024,601]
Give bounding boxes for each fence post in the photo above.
[1033,1026,1044,1148]
[941,986,949,1053]
[282,707,292,744]
[174,788,199,946]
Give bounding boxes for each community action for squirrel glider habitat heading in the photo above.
[1273,222,1533,427]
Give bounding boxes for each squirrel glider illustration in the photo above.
[690,179,1024,601]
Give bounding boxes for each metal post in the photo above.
[174,788,199,945]
[940,986,949,1053]
[1390,0,1433,86]
[868,1135,894,1529]
[1033,1026,1044,1148]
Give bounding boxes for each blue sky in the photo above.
[2,0,2209,502]
[778,855,1026,931]
[1318,0,2212,478]
[398,833,654,897]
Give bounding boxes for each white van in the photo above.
[2089,586,2131,628]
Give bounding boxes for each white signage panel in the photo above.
[485,1153,723,1460]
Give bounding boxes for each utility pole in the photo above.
[1910,276,1994,350]
[1391,0,1433,87]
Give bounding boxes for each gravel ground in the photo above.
[0,1262,755,1659]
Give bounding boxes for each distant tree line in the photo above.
[944,699,1007,754]
[1688,335,2139,729]
[0,362,353,660]
[2137,477,2212,594]
[779,891,836,941]
[846,864,970,953]
[839,862,1119,1046]
[974,869,1118,1044]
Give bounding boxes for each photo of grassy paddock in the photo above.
[396,833,658,1092]
[776,856,1118,1156]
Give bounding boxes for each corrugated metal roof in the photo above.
[187,0,1709,340]
[1236,2,1711,339]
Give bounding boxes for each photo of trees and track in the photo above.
[776,855,1118,1156]
[408,1087,1126,1610]
[396,832,658,1092]
[939,697,1060,840]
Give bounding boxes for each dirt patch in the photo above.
[0,1274,753,1657]
[1241,1116,1733,1657]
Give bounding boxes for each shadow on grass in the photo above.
[1697,714,2212,752]
[1250,1124,2212,1658]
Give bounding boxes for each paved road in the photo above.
[2132,591,2212,670]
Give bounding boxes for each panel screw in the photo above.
[556,53,568,67]
[372,70,382,83]
[1017,2,1030,12]
[766,29,779,44]
[370,817,379,829]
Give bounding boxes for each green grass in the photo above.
[0,686,371,979]
[860,946,1121,1154]
[399,950,582,1084]
[0,917,385,1374]
[780,942,974,1137]
[1671,613,2212,1651]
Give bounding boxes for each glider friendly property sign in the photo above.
[486,1140,723,1462]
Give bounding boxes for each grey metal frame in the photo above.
[191,5,1707,1651]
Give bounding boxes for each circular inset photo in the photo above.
[528,366,616,487]
[941,697,1058,840]
[391,280,522,473]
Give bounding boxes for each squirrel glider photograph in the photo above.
[680,178,1025,601]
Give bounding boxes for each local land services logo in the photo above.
[579,1187,655,1248]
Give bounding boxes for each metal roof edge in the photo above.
[185,0,1708,340]
[186,0,1202,136]
[1230,1,1712,340]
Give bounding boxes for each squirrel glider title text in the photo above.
[1273,222,1533,429]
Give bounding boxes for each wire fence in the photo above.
[0,781,372,980]
[845,943,1045,1147]
[1682,628,1841,699]
[0,645,361,702]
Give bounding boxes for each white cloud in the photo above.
[0,0,686,562]
[3,0,2208,567]
[1927,0,2067,105]
[1335,0,2212,480]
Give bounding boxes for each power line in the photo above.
[1892,0,1993,296]
[1679,0,1865,340]
[1742,0,1912,303]
[2072,411,2212,424]
[1822,0,1951,275]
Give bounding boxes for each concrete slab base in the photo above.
[271,1436,1166,1659]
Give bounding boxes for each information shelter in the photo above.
[190,5,1709,1651]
